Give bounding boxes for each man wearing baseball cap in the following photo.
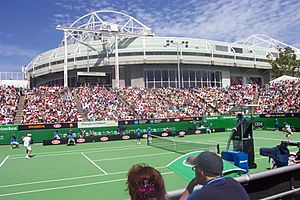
[180,151,249,200]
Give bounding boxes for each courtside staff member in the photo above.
[180,151,250,200]
[136,128,141,145]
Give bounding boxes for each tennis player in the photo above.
[284,122,293,142]
[23,133,32,159]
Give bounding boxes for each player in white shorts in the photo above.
[284,123,293,142]
[23,133,32,159]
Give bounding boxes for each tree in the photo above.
[268,46,300,78]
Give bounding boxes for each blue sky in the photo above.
[1,0,300,72]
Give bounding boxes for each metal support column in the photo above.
[63,30,68,88]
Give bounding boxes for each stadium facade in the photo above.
[25,10,297,88]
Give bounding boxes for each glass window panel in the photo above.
[196,81,202,87]
[147,70,154,81]
[196,70,202,82]
[169,70,176,81]
[215,71,220,82]
[148,82,154,88]
[155,70,161,82]
[162,70,168,81]
[202,71,208,82]
[155,82,161,88]
[210,71,215,82]
[182,70,189,81]
[203,82,208,87]
[190,70,195,82]
[190,82,195,88]
[183,81,189,88]
[170,82,177,88]
[162,82,169,88]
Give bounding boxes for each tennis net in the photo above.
[147,135,219,154]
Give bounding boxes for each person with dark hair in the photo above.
[67,130,75,145]
[127,164,167,200]
[10,134,19,149]
[180,151,249,200]
[136,128,142,145]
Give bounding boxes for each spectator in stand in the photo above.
[0,85,19,125]
[180,151,249,200]
[22,86,82,124]
[126,164,167,200]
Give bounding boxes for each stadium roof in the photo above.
[235,34,300,58]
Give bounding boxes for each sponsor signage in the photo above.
[51,140,61,145]
[179,131,186,136]
[254,121,264,127]
[0,125,18,132]
[19,123,77,130]
[53,124,62,128]
[161,132,168,137]
[100,137,109,142]
[260,113,300,118]
[78,121,117,128]
[76,138,86,143]
[122,135,130,140]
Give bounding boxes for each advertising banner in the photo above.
[78,121,118,128]
[19,123,78,130]
[0,125,18,132]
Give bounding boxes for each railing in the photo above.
[0,72,24,80]
[168,164,300,199]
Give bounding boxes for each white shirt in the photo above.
[23,136,31,147]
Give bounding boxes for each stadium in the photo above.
[24,10,299,88]
[1,10,300,200]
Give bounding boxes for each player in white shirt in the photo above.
[284,122,293,142]
[23,133,32,159]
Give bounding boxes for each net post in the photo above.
[217,144,220,154]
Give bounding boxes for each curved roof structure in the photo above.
[235,34,300,57]
[57,10,154,45]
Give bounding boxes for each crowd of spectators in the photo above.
[1,79,299,124]
[77,84,261,121]
[257,79,300,113]
[21,86,82,124]
[0,85,19,125]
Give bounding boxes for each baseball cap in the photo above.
[27,133,32,137]
[186,151,223,177]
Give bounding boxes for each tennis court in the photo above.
[0,130,299,200]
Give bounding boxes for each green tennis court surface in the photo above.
[0,130,299,200]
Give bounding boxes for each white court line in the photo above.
[0,165,167,189]
[81,152,108,175]
[0,171,174,197]
[9,143,146,157]
[0,155,9,168]
[93,151,175,162]
[9,145,150,160]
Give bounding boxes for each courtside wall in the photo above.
[0,114,299,145]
